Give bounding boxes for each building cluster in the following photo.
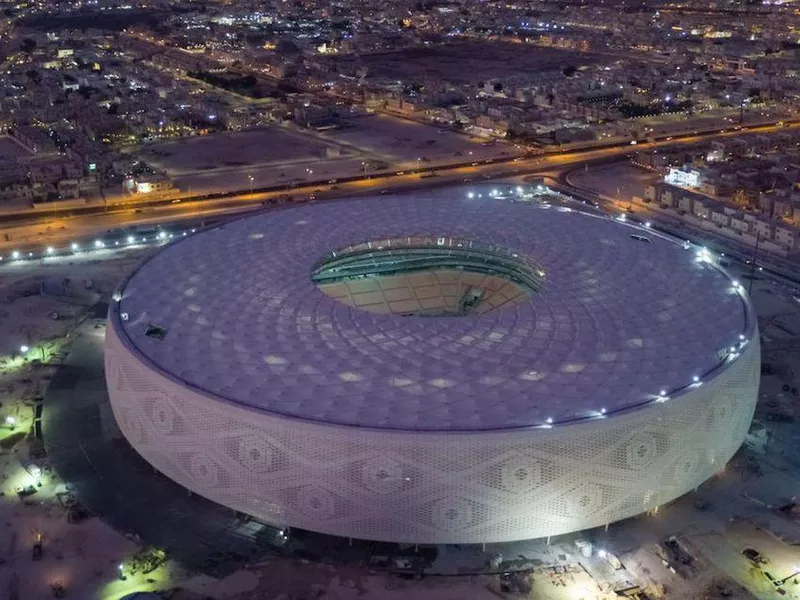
[637,129,800,254]
[0,0,799,206]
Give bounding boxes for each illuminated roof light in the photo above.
[600,408,607,415]
[27,252,32,257]
[660,389,667,396]
[467,192,474,199]
[739,334,745,341]
[645,221,651,228]
[546,417,553,424]
[693,375,700,383]
[46,246,54,254]
[115,241,119,246]
[127,236,135,244]
[94,240,103,248]
[71,242,79,251]
[598,549,607,559]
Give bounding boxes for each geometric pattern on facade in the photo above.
[105,322,759,543]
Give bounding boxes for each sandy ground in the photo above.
[0,137,31,161]
[567,162,660,202]
[328,41,605,85]
[138,128,349,176]
[320,114,519,166]
[123,116,520,195]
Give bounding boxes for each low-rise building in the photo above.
[711,210,730,227]
[730,213,751,234]
[678,194,694,213]
[775,224,800,250]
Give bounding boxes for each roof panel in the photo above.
[116,189,751,431]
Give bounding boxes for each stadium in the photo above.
[104,188,759,544]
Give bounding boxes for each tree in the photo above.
[20,38,36,54]
[732,189,749,207]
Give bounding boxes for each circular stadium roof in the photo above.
[115,188,750,431]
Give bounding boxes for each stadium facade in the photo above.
[105,190,759,544]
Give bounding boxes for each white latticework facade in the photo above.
[105,321,759,544]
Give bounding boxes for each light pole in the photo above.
[248,174,254,193]
[775,567,800,587]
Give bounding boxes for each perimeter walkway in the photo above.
[41,304,279,576]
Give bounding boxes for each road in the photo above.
[1,118,799,256]
[552,161,800,287]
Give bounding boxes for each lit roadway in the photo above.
[1,119,799,255]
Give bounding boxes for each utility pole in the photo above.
[748,230,761,295]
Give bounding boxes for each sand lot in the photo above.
[137,128,349,176]
[330,41,604,85]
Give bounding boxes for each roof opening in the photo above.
[312,236,545,317]
[145,324,168,340]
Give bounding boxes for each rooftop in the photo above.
[113,187,752,431]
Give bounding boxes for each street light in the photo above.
[4,416,15,429]
[248,174,254,193]
[775,567,800,586]
[20,345,29,354]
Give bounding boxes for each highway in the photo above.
[0,117,799,257]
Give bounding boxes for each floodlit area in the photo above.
[0,185,799,599]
